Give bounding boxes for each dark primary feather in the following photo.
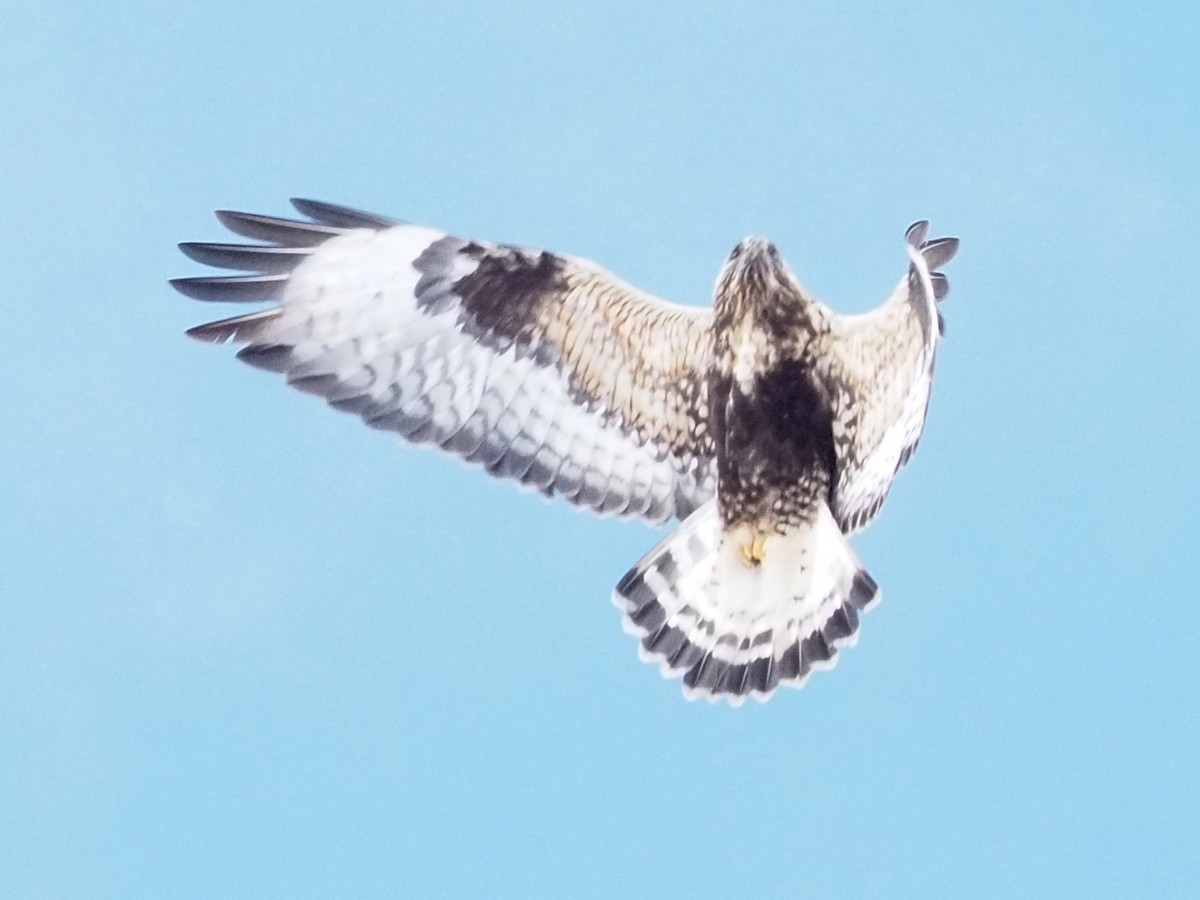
[169,274,289,302]
[289,198,401,229]
[905,228,960,342]
[920,237,960,271]
[177,242,312,273]
[930,272,949,301]
[184,309,282,344]
[214,209,347,246]
[172,203,389,302]
[906,220,929,247]
[922,240,957,336]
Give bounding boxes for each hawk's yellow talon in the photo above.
[739,533,767,568]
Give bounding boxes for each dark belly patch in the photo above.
[710,359,836,526]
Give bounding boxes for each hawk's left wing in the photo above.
[825,222,959,534]
[172,200,716,523]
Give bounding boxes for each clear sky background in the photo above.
[2,2,1197,897]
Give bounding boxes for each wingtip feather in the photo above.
[169,274,289,302]
[920,236,960,270]
[213,209,345,246]
[905,220,930,247]
[289,198,401,229]
[184,309,282,344]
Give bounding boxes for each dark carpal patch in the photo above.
[414,238,568,354]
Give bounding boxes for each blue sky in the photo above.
[2,1,1197,897]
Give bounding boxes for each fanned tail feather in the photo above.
[614,500,879,705]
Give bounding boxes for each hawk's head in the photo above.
[713,236,815,338]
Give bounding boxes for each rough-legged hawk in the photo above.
[173,199,958,704]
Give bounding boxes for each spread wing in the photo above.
[825,221,959,533]
[172,199,715,523]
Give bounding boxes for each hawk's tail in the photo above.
[613,500,879,704]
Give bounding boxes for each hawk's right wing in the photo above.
[172,200,716,523]
[826,222,959,534]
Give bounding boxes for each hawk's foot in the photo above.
[738,532,766,568]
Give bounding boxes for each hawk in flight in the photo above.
[173,199,958,704]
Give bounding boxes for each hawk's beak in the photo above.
[727,236,781,282]
[738,236,773,255]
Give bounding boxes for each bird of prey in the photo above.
[172,199,958,704]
